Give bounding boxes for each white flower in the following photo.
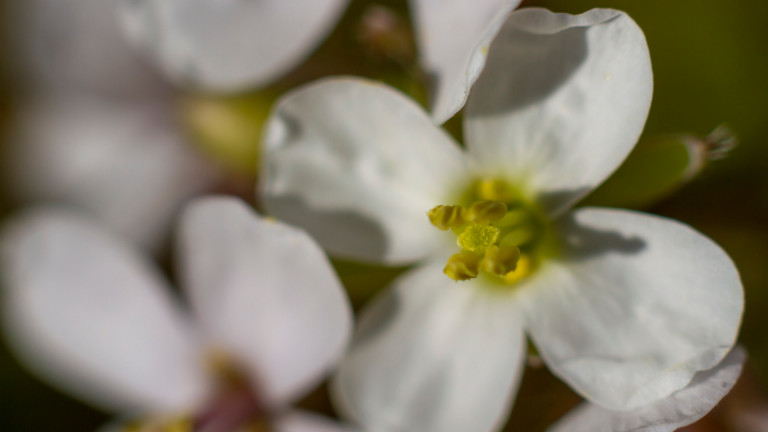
[260,8,744,432]
[0,197,354,431]
[549,347,746,432]
[116,0,349,92]
[4,0,349,251]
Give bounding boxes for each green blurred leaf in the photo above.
[582,127,736,209]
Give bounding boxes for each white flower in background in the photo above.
[260,8,744,432]
[3,0,349,251]
[0,197,353,431]
[117,0,349,92]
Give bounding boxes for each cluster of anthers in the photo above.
[427,178,548,284]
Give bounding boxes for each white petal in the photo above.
[2,96,219,252]
[261,78,470,265]
[0,209,210,414]
[332,262,526,432]
[411,0,521,123]
[273,410,359,432]
[548,347,745,432]
[178,197,352,408]
[116,0,348,91]
[6,0,162,97]
[521,208,743,410]
[465,8,653,216]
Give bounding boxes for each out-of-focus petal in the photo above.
[521,208,743,410]
[465,8,653,216]
[116,0,349,91]
[0,209,211,414]
[410,0,521,123]
[2,96,219,252]
[262,78,470,265]
[548,347,746,432]
[273,410,359,432]
[178,197,352,409]
[332,262,526,432]
[5,0,162,97]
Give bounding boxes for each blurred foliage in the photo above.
[582,126,736,209]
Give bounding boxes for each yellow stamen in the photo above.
[464,200,507,224]
[427,205,465,230]
[477,178,516,201]
[444,253,481,281]
[480,245,521,277]
[504,255,534,284]
[456,224,500,254]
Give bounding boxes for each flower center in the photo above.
[428,178,551,284]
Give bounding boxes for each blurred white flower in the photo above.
[116,0,349,92]
[0,197,354,431]
[548,347,745,432]
[3,0,349,251]
[260,8,744,432]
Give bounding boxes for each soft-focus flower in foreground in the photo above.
[0,197,353,431]
[3,0,348,251]
[549,347,745,432]
[260,8,744,432]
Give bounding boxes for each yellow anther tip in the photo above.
[477,178,515,202]
[465,200,508,224]
[504,255,534,284]
[428,205,464,231]
[444,253,480,281]
[480,245,521,277]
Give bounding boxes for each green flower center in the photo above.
[427,178,555,285]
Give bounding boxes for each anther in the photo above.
[504,255,534,284]
[477,178,515,201]
[480,245,521,277]
[427,205,464,230]
[444,253,481,281]
[464,200,507,224]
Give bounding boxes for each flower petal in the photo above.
[6,0,162,97]
[261,78,470,265]
[0,209,210,414]
[273,410,359,432]
[547,347,745,432]
[410,0,522,123]
[464,8,653,216]
[2,96,219,252]
[116,0,348,91]
[332,262,526,432]
[521,208,743,410]
[178,197,352,408]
